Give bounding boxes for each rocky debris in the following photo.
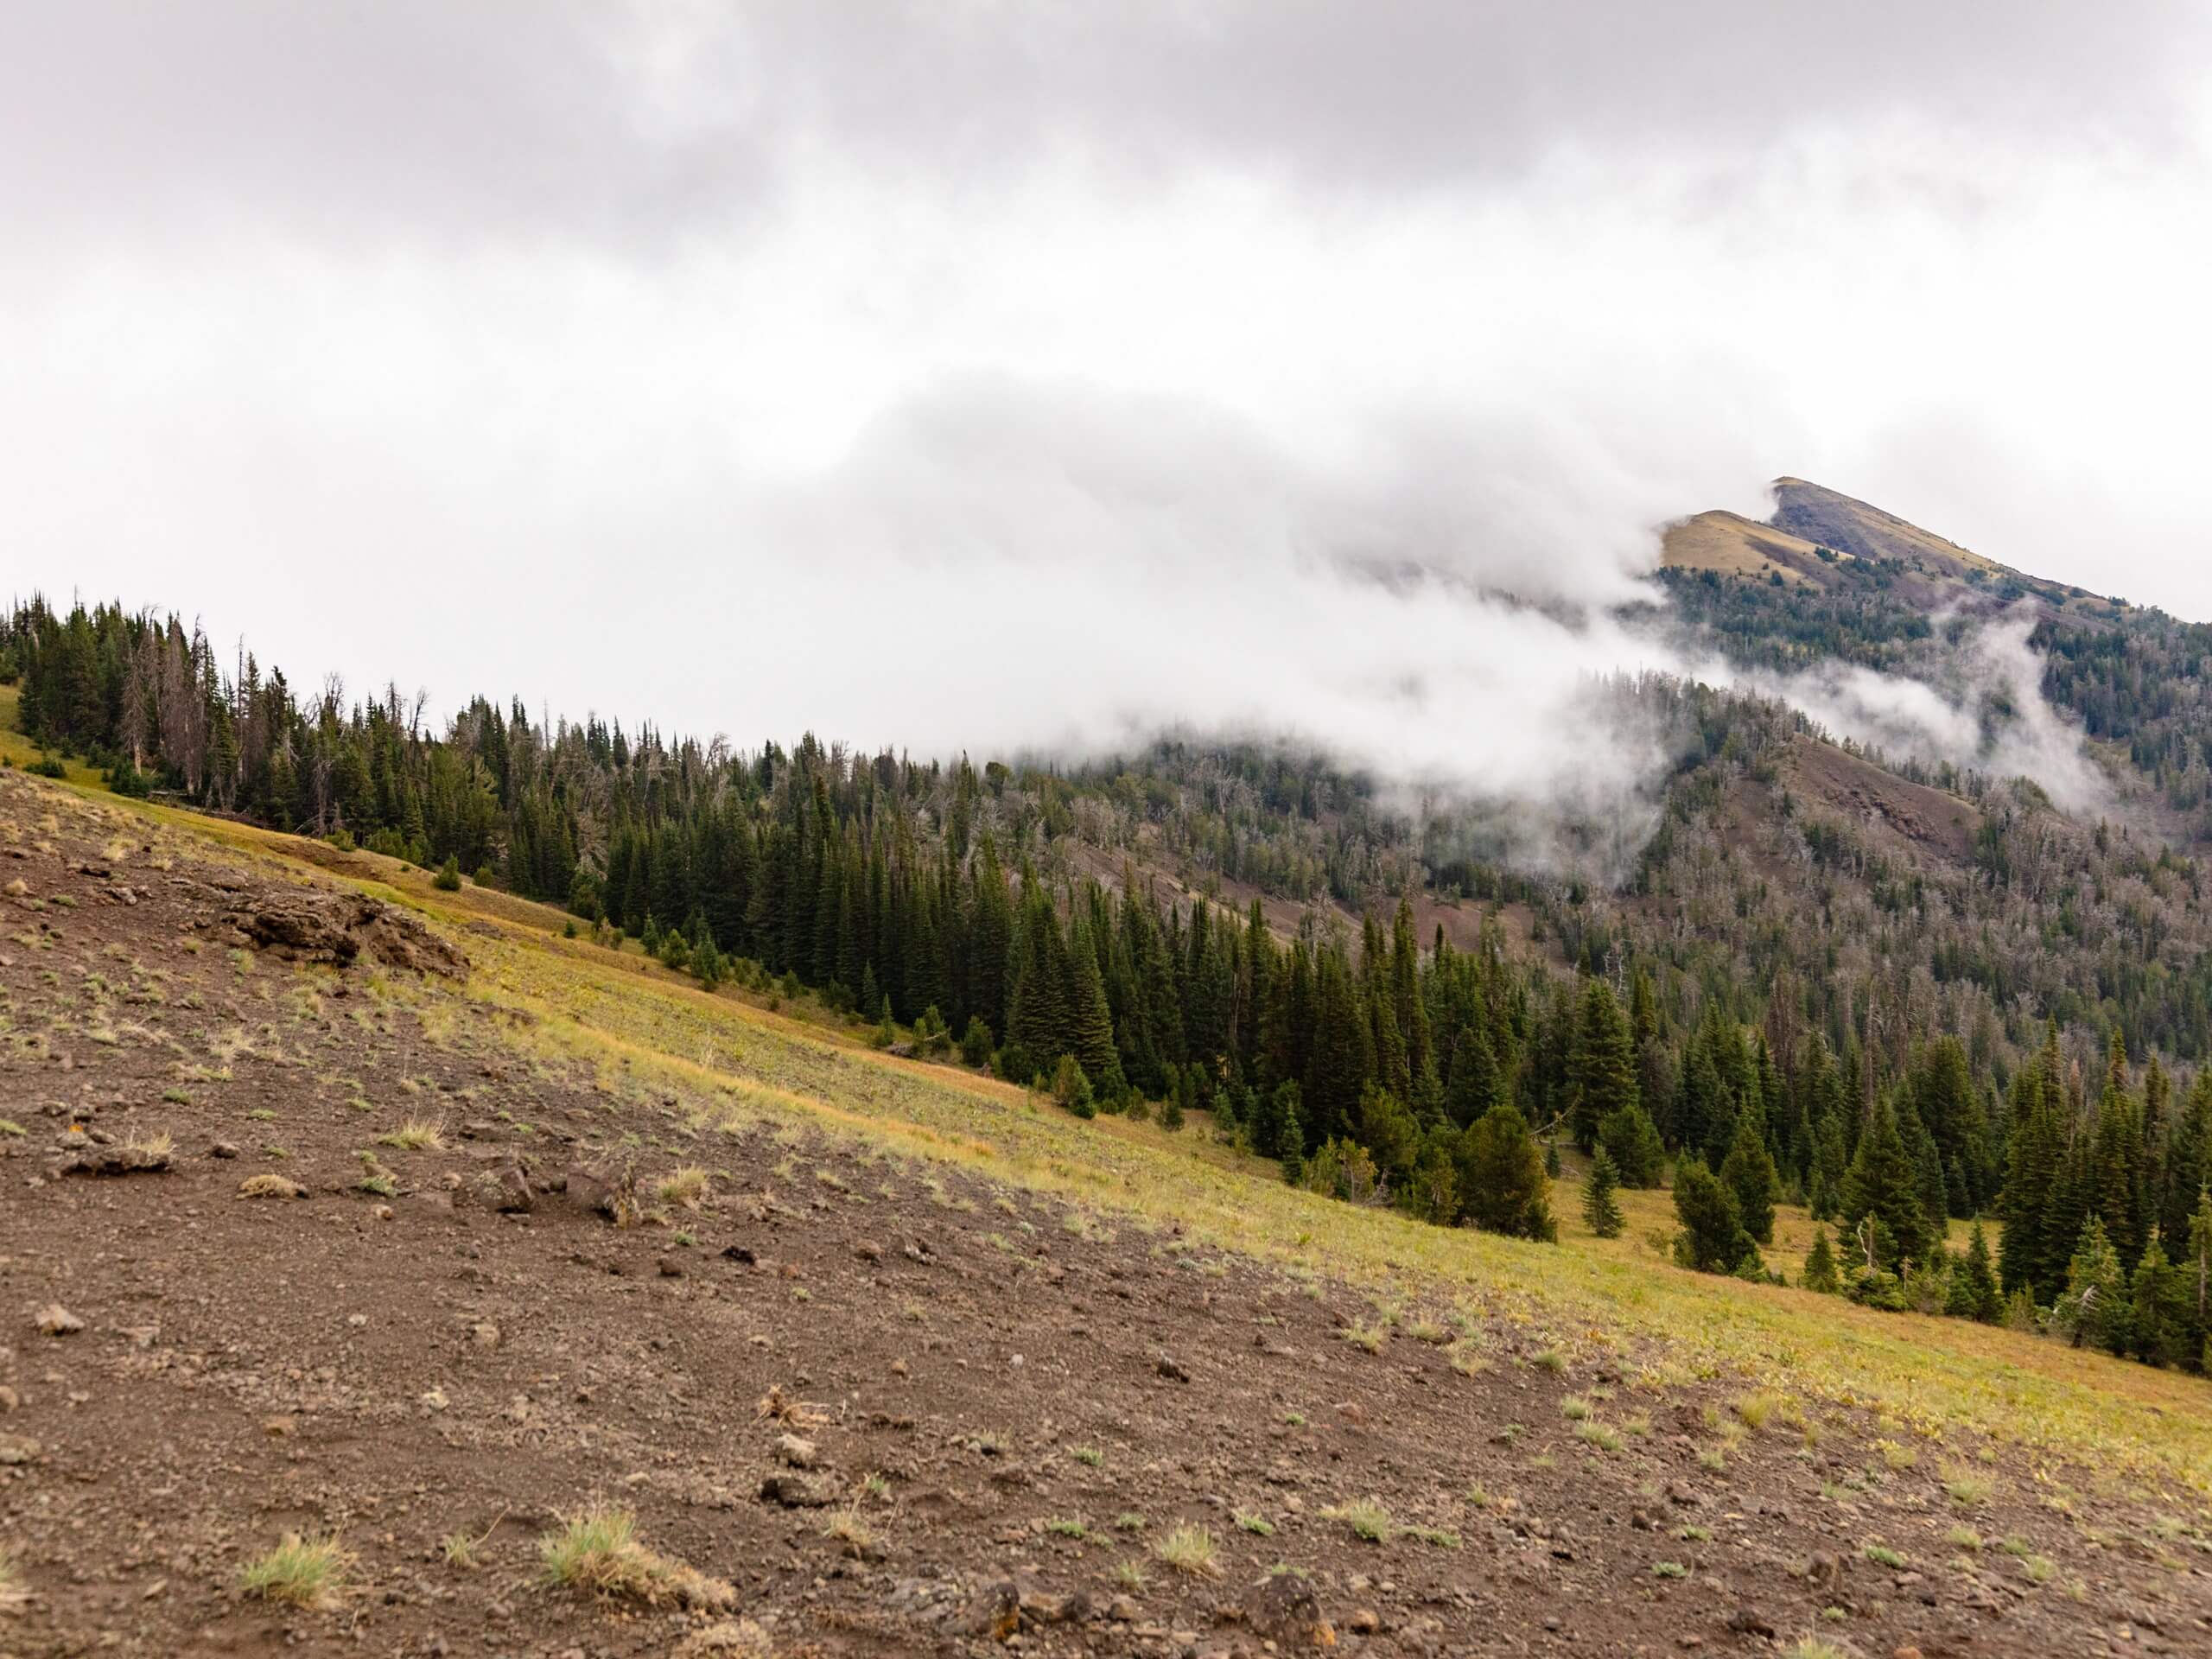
[486,1161,534,1212]
[963,1575,1090,1640]
[1726,1607,1776,1639]
[35,1304,84,1337]
[236,1174,308,1200]
[216,887,466,977]
[758,1472,833,1508]
[49,1140,172,1178]
[1247,1571,1332,1645]
[775,1433,820,1469]
[671,1621,778,1658]
[563,1158,638,1223]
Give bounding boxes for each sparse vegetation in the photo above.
[1152,1523,1221,1579]
[538,1504,733,1609]
[1322,1498,1394,1543]
[238,1534,353,1608]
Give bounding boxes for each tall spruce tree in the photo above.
[1582,1145,1626,1238]
[1720,1103,1782,1245]
[1841,1096,1930,1273]
[1567,977,1638,1154]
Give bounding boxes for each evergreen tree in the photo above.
[1673,1158,1754,1274]
[1442,1020,1503,1128]
[1802,1226,1841,1294]
[1720,1103,1781,1244]
[1401,1135,1460,1224]
[1582,1145,1625,1238]
[2051,1216,2129,1355]
[1051,1054,1096,1120]
[1065,913,1119,1084]
[1567,977,1637,1154]
[1953,1222,2001,1323]
[1597,1103,1666,1187]
[2128,1236,2191,1368]
[1454,1103,1556,1242]
[1840,1096,1930,1273]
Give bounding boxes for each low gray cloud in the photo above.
[0,1,2194,874]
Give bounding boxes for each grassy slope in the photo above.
[8,696,2210,1503]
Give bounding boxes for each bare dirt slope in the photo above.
[1,772,2206,1658]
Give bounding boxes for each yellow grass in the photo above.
[10,746,2212,1499]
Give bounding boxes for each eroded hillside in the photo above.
[2,772,2209,1658]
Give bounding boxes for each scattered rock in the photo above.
[564,1159,637,1221]
[237,1174,307,1200]
[1727,1608,1776,1639]
[486,1162,534,1213]
[219,888,467,977]
[758,1473,832,1509]
[673,1622,778,1658]
[1248,1572,1331,1645]
[776,1433,819,1469]
[50,1140,172,1178]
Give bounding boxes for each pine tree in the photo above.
[2052,1216,2129,1355]
[1802,1226,1841,1294]
[1596,1103,1666,1187]
[2128,1236,2190,1368]
[1454,1103,1557,1242]
[1673,1158,1753,1274]
[1443,1020,1502,1128]
[1720,1103,1781,1244]
[1065,914,1118,1084]
[1999,1052,2058,1294]
[1582,1145,1625,1239]
[1051,1054,1096,1120]
[1567,977,1637,1154]
[2184,1187,2212,1368]
[1841,1096,1929,1272]
[1955,1222,2001,1323]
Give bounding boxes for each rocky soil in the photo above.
[0,771,2206,1657]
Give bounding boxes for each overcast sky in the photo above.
[7,3,2210,777]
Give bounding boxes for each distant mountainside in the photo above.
[10,476,2212,1382]
[1662,476,2129,621]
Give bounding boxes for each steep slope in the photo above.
[3,770,2209,1656]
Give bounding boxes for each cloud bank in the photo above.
[1,2,2189,867]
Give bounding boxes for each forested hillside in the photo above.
[10,477,2212,1376]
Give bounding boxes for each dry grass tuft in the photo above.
[1152,1523,1222,1579]
[657,1165,712,1209]
[378,1117,447,1151]
[754,1384,828,1429]
[538,1504,734,1610]
[238,1534,353,1607]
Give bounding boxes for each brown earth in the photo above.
[0,771,2206,1658]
